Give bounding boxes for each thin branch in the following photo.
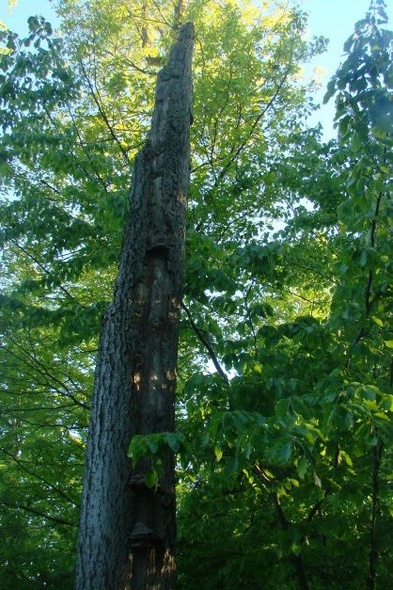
[2,336,89,410]
[272,493,310,590]
[213,58,296,189]
[181,301,228,383]
[1,450,80,507]
[1,498,76,527]
[364,190,384,316]
[347,189,385,365]
[79,60,130,164]
[367,442,383,590]
[244,284,259,358]
[104,48,156,75]
[10,239,79,305]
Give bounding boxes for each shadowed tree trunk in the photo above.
[75,22,194,590]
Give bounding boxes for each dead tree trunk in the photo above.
[75,23,194,590]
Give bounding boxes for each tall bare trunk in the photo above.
[75,22,194,590]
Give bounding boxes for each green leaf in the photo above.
[145,469,158,489]
[214,445,223,462]
[323,78,336,104]
[278,441,292,463]
[296,455,308,479]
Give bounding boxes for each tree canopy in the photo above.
[0,0,392,588]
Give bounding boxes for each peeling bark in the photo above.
[75,23,194,590]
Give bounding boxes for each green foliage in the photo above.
[128,431,188,488]
[177,2,393,588]
[1,0,392,588]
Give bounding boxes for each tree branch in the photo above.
[79,60,130,164]
[1,498,76,527]
[181,301,228,383]
[272,493,310,590]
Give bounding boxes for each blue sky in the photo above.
[303,0,393,135]
[1,0,392,137]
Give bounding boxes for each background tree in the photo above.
[175,2,393,588]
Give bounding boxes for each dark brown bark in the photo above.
[75,23,194,590]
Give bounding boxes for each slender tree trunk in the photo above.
[75,23,194,590]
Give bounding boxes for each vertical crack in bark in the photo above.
[75,23,194,590]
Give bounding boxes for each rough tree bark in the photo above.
[75,22,194,590]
